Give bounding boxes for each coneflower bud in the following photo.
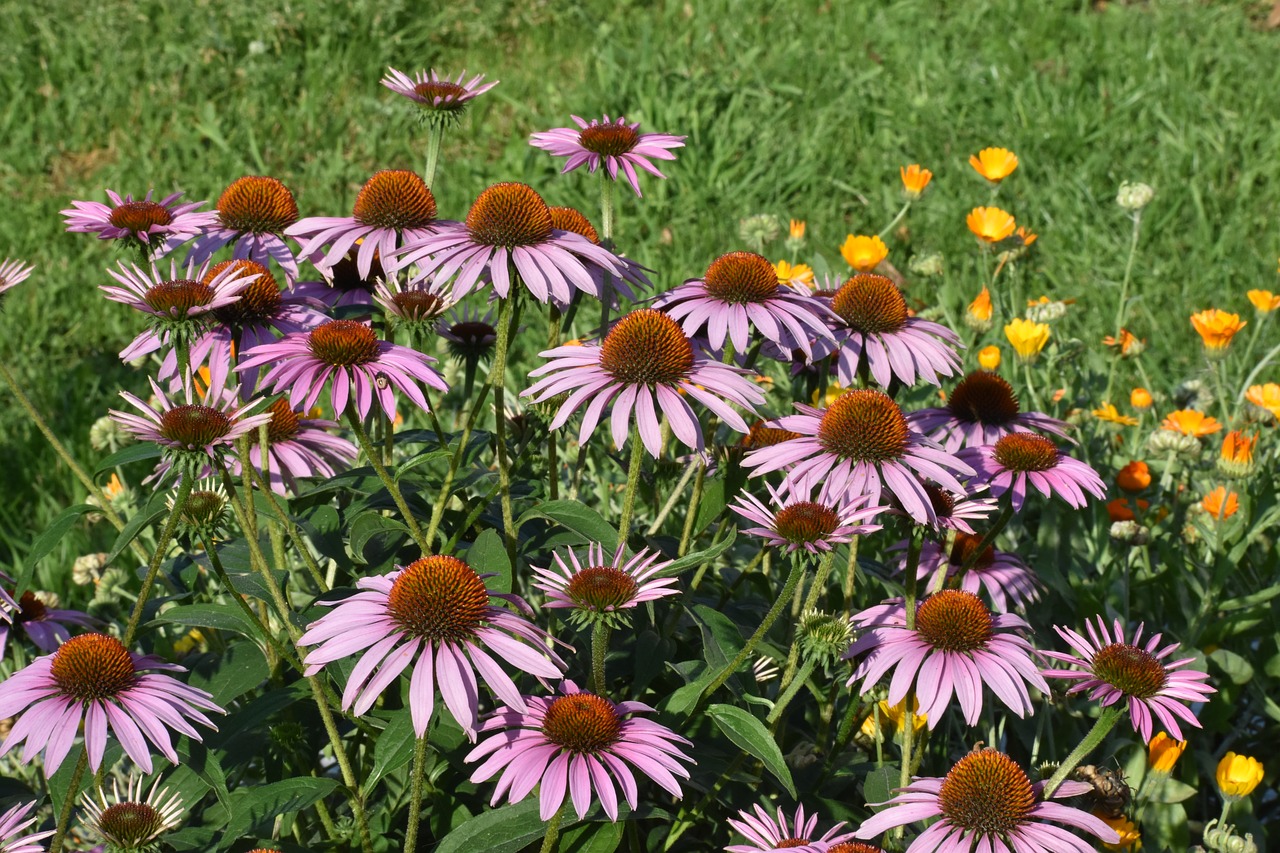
[798,609,853,666]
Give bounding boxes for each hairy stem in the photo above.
[122,475,192,646]
[347,411,430,552]
[617,430,645,545]
[1043,706,1124,797]
[404,735,430,853]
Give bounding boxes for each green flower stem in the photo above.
[404,735,430,853]
[491,295,519,563]
[895,530,924,823]
[959,503,1015,573]
[1042,706,1124,797]
[346,411,430,553]
[203,533,303,670]
[0,361,149,565]
[1022,360,1044,413]
[1104,211,1144,405]
[841,534,861,617]
[766,657,816,725]
[540,800,569,853]
[424,124,444,189]
[238,444,329,592]
[442,427,540,555]
[424,382,493,548]
[591,622,611,694]
[48,751,88,853]
[877,200,913,239]
[648,455,699,535]
[677,461,706,557]
[779,550,836,692]
[695,551,802,714]
[547,306,563,501]
[598,172,616,339]
[122,475,192,646]
[617,430,646,546]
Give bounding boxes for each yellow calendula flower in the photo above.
[1248,289,1280,313]
[1161,409,1221,437]
[1093,404,1139,427]
[967,206,1017,243]
[1216,752,1264,799]
[978,345,1001,370]
[1130,388,1153,410]
[1245,383,1280,420]
[1202,486,1239,520]
[1096,812,1141,851]
[789,219,806,241]
[1148,732,1187,776]
[969,147,1019,182]
[900,164,933,199]
[840,234,888,272]
[1190,309,1246,355]
[860,697,927,740]
[173,628,207,656]
[812,383,847,409]
[774,260,814,291]
[1004,318,1051,363]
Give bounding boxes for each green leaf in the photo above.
[690,604,744,669]
[706,704,796,798]
[517,500,618,552]
[862,765,901,811]
[94,442,161,474]
[1209,648,1254,684]
[467,528,513,593]
[349,511,410,563]
[17,503,93,595]
[1150,777,1198,804]
[184,641,269,705]
[435,798,547,853]
[394,448,451,483]
[655,527,736,577]
[559,819,624,853]
[104,505,167,569]
[153,603,260,640]
[219,777,339,847]
[364,709,417,796]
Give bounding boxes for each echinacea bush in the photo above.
[1,52,1277,853]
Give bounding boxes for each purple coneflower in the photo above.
[886,482,997,535]
[186,176,302,277]
[81,774,185,850]
[381,67,497,123]
[896,533,1042,612]
[102,258,258,363]
[548,205,651,301]
[908,370,1070,452]
[0,801,54,853]
[0,258,34,303]
[854,748,1119,852]
[725,803,856,853]
[465,680,693,821]
[845,590,1049,727]
[237,319,448,421]
[109,378,272,482]
[731,481,883,555]
[523,309,765,456]
[960,434,1105,511]
[437,306,498,363]
[287,169,441,279]
[530,114,685,197]
[824,274,961,388]
[229,397,357,494]
[299,556,567,739]
[392,182,634,304]
[293,246,386,308]
[62,190,216,259]
[654,251,835,361]
[0,633,222,774]
[0,588,100,656]
[373,274,451,336]
[1041,617,1215,741]
[742,389,972,524]
[532,544,679,627]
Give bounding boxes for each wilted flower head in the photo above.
[970,147,1019,182]
[1116,181,1155,211]
[381,67,497,125]
[907,250,945,277]
[1025,295,1069,323]
[530,114,686,197]
[81,775,185,850]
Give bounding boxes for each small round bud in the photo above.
[90,414,131,452]
[73,553,109,586]
[798,609,853,666]
[1117,182,1155,211]
[908,251,945,277]
[1109,520,1150,546]
[737,214,781,251]
[1145,430,1201,459]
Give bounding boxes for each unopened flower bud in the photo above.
[1117,182,1155,211]
[1146,430,1200,459]
[738,213,780,252]
[908,251,945,277]
[799,609,853,667]
[72,552,109,586]
[89,414,131,452]
[1109,520,1149,546]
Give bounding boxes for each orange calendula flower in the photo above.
[969,147,1019,182]
[1219,430,1257,477]
[1202,486,1239,520]
[900,164,933,199]
[1093,404,1138,427]
[1248,289,1280,313]
[1004,317,1050,363]
[977,345,1001,370]
[1013,225,1037,247]
[1107,497,1149,522]
[789,219,806,241]
[1245,383,1280,419]
[967,206,1017,243]
[774,260,814,290]
[1148,732,1187,776]
[1130,387,1153,409]
[968,286,993,321]
[840,234,888,272]
[1103,329,1144,358]
[102,472,127,501]
[1190,309,1246,354]
[1161,409,1221,437]
[1116,461,1151,493]
[1097,812,1141,851]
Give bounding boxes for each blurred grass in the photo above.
[3,0,1280,572]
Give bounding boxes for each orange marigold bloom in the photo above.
[1130,387,1153,409]
[967,206,1017,243]
[968,287,994,322]
[1103,329,1144,357]
[1107,497,1149,522]
[977,345,1001,370]
[1248,289,1280,313]
[1220,430,1256,464]
[1093,404,1138,426]
[900,164,933,199]
[1190,309,1246,352]
[1202,486,1239,520]
[969,147,1019,182]
[1245,383,1280,419]
[102,472,127,501]
[789,219,806,240]
[840,234,888,272]
[1116,461,1151,493]
[1014,225,1037,246]
[1161,409,1221,437]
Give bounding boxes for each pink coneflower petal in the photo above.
[960,433,1105,512]
[909,370,1071,452]
[731,479,884,555]
[532,543,679,625]
[62,189,216,258]
[530,114,685,197]
[725,803,856,853]
[381,67,497,118]
[0,801,55,853]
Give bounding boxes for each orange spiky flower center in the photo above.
[216,176,299,234]
[465,182,553,248]
[207,259,281,324]
[993,434,1060,472]
[773,502,840,544]
[578,123,640,157]
[51,634,137,702]
[352,170,437,230]
[948,532,995,569]
[744,422,802,449]
[413,80,468,107]
[925,484,957,519]
[915,590,994,652]
[776,841,810,849]
[541,692,623,753]
[307,320,380,367]
[548,206,600,244]
[948,371,1020,426]
[109,201,172,233]
[938,749,1036,836]
[565,566,639,611]
[159,405,232,447]
[600,309,695,387]
[1091,643,1167,699]
[817,389,909,463]
[143,279,215,315]
[264,397,301,444]
[827,844,888,853]
[387,556,490,643]
[702,252,780,304]
[391,290,447,321]
[831,274,909,334]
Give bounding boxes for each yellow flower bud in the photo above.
[1148,732,1186,776]
[978,345,1002,370]
[1216,752,1264,799]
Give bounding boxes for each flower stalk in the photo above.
[1043,706,1124,796]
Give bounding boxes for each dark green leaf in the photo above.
[517,501,618,552]
[349,511,410,563]
[467,528,513,593]
[153,603,260,639]
[17,503,93,595]
[219,777,339,847]
[707,704,796,798]
[364,709,417,796]
[94,443,161,474]
[1209,648,1254,685]
[394,448,451,483]
[690,604,744,669]
[559,819,624,853]
[862,765,900,811]
[104,506,167,569]
[434,798,546,853]
[655,527,736,577]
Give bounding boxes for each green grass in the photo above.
[3,0,1280,573]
